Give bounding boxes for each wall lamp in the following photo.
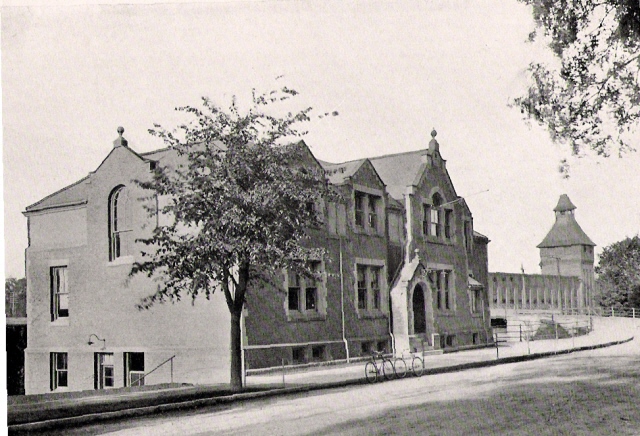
[87,334,106,350]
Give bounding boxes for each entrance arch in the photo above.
[412,284,426,334]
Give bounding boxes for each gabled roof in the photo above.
[368,149,427,200]
[318,159,367,185]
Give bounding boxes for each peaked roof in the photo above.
[368,149,427,199]
[554,194,576,212]
[538,196,595,248]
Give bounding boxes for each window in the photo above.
[444,272,450,310]
[109,186,131,261]
[95,353,115,389]
[444,209,453,239]
[471,289,482,313]
[356,264,384,312]
[423,204,430,236]
[473,333,479,345]
[287,270,301,311]
[287,262,321,313]
[51,266,68,321]
[357,265,367,309]
[292,347,306,364]
[124,352,145,387]
[354,191,382,233]
[368,195,378,229]
[361,341,373,355]
[311,345,325,361]
[371,267,381,309]
[430,269,453,311]
[50,352,68,390]
[430,194,442,237]
[463,221,470,249]
[355,192,365,227]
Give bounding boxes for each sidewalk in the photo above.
[8,317,637,433]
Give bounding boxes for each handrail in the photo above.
[136,355,176,385]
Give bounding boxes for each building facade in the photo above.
[23,128,491,394]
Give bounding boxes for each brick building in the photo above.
[23,128,491,394]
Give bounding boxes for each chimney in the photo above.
[113,126,128,148]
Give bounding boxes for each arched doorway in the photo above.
[413,284,426,334]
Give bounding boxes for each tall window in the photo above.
[430,269,453,310]
[50,352,68,390]
[124,352,145,387]
[287,262,321,313]
[51,266,68,321]
[444,272,450,310]
[368,195,378,229]
[354,191,382,233]
[357,265,367,309]
[423,204,430,236]
[95,353,115,389]
[371,266,381,309]
[430,194,442,237]
[109,186,131,261]
[356,264,383,311]
[354,192,365,227]
[444,209,453,239]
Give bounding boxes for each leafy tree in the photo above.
[130,87,335,390]
[5,277,26,317]
[514,0,640,172]
[595,235,640,309]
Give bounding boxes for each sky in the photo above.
[2,0,640,280]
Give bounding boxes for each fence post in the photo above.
[494,332,499,359]
[633,308,636,319]
[554,322,558,354]
[282,358,287,388]
[519,325,522,342]
[170,357,174,384]
[612,307,615,317]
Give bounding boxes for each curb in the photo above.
[8,336,634,434]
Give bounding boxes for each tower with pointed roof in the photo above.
[537,194,596,309]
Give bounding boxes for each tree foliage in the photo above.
[129,87,335,389]
[515,0,640,171]
[5,277,27,317]
[595,235,640,309]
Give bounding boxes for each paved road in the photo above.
[55,331,639,436]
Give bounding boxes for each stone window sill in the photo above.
[357,310,387,320]
[287,312,327,322]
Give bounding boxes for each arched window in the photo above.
[109,186,131,261]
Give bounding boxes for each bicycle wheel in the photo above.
[365,362,378,383]
[394,358,407,378]
[382,358,395,381]
[412,356,424,377]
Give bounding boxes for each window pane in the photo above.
[305,287,317,310]
[355,193,365,227]
[58,370,68,387]
[288,287,300,311]
[129,353,144,372]
[57,353,68,370]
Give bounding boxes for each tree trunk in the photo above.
[230,309,243,391]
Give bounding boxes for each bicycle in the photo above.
[364,350,395,383]
[393,349,424,378]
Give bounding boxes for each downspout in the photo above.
[339,237,349,363]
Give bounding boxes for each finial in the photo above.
[431,128,437,139]
[113,126,128,148]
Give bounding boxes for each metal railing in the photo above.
[135,355,176,386]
